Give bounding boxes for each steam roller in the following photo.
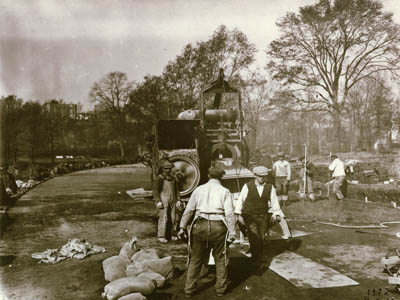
[149,68,255,201]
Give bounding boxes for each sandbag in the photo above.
[104,277,156,300]
[126,261,149,277]
[137,271,166,288]
[142,256,174,280]
[130,248,159,263]
[117,293,147,300]
[103,255,131,282]
[119,236,139,259]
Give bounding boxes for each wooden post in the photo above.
[302,144,307,205]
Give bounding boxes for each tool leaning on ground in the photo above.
[381,248,400,293]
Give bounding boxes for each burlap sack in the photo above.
[126,261,149,277]
[119,236,139,259]
[103,255,131,282]
[137,271,166,288]
[130,248,159,263]
[142,256,174,280]
[104,277,156,300]
[117,292,147,300]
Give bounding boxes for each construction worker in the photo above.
[299,156,315,202]
[328,154,346,201]
[272,152,291,207]
[154,160,182,243]
[177,165,236,298]
[235,166,290,267]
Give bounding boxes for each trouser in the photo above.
[185,218,228,295]
[275,176,289,201]
[333,176,346,200]
[299,175,315,201]
[267,214,292,239]
[242,213,267,263]
[157,201,178,239]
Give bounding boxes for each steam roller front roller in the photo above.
[169,156,200,197]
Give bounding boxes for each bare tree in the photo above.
[242,71,276,151]
[347,77,394,150]
[268,0,400,150]
[89,72,135,161]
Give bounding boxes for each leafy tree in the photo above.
[89,72,135,161]
[163,25,257,111]
[268,0,400,150]
[128,75,171,136]
[20,101,45,163]
[2,95,23,163]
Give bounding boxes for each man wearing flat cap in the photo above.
[273,152,291,207]
[178,164,236,298]
[154,160,182,243]
[235,166,289,266]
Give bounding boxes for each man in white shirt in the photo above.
[272,152,291,206]
[328,154,346,200]
[178,165,236,298]
[235,166,291,266]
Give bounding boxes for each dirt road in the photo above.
[0,165,399,300]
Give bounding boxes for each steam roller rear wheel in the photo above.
[169,155,200,196]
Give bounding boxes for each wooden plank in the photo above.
[269,252,359,288]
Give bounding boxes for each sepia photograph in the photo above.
[1,0,400,299]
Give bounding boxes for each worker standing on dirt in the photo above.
[235,166,289,267]
[177,165,236,298]
[273,152,291,207]
[299,156,315,202]
[328,154,346,201]
[154,160,182,243]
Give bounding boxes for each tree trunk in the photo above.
[332,109,342,152]
[118,138,125,162]
[50,135,55,163]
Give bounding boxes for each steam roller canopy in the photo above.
[169,156,200,196]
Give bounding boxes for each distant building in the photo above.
[43,100,78,119]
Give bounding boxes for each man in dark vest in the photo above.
[235,166,285,265]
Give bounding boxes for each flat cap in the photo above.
[252,166,270,176]
[208,165,225,177]
[277,151,285,157]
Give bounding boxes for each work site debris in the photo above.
[103,277,157,300]
[31,238,106,264]
[126,189,152,199]
[103,255,131,282]
[102,237,175,299]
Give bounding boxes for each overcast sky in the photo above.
[1,0,400,111]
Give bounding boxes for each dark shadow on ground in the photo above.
[226,238,302,291]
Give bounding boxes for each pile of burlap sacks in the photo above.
[102,237,174,300]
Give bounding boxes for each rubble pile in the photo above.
[102,237,174,300]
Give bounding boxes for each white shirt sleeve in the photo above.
[329,159,336,171]
[235,183,248,214]
[268,186,285,218]
[287,162,291,181]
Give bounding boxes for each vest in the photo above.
[243,180,271,215]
